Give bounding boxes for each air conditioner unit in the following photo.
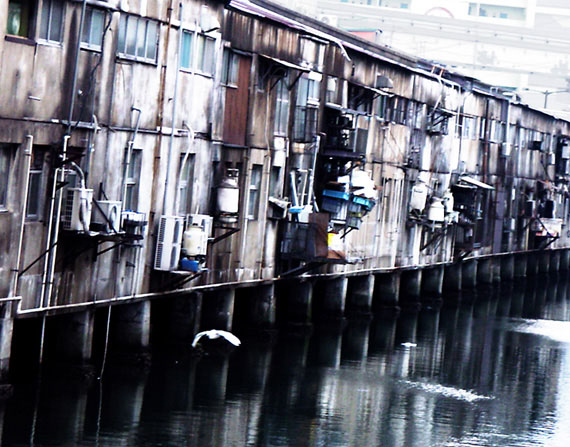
[92,200,122,233]
[61,188,93,232]
[186,214,214,237]
[318,14,338,27]
[154,216,185,271]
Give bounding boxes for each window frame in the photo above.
[124,148,142,211]
[39,0,64,44]
[180,30,216,76]
[117,14,159,64]
[26,147,49,221]
[80,6,105,51]
[177,152,195,216]
[274,75,290,136]
[293,74,320,143]
[247,164,263,220]
[0,145,15,211]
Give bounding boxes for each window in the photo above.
[39,0,64,43]
[326,77,338,104]
[7,0,34,37]
[247,165,263,219]
[274,76,290,136]
[26,148,47,219]
[0,145,14,209]
[177,153,195,215]
[180,31,215,75]
[124,149,142,211]
[269,166,282,197]
[81,7,105,50]
[390,97,408,125]
[221,49,239,86]
[293,75,320,142]
[117,15,158,62]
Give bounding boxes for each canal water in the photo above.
[3,276,570,446]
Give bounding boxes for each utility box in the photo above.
[61,188,93,232]
[154,216,185,271]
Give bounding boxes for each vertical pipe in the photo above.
[67,0,89,133]
[9,135,33,297]
[163,2,185,216]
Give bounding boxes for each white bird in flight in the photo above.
[191,330,241,349]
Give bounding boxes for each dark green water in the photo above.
[3,277,570,446]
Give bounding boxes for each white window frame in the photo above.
[117,15,159,63]
[247,164,263,220]
[81,7,105,51]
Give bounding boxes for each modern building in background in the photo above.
[287,0,570,113]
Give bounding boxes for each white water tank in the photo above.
[428,198,445,222]
[183,224,208,257]
[410,182,428,211]
[217,170,239,221]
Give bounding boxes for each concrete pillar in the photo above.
[282,280,313,325]
[496,283,513,317]
[202,288,235,331]
[312,322,343,368]
[550,250,561,273]
[395,310,418,345]
[0,299,18,388]
[346,275,374,316]
[369,316,397,354]
[195,356,229,403]
[111,301,151,351]
[52,310,94,363]
[514,253,528,278]
[492,258,501,283]
[538,251,551,274]
[417,307,440,342]
[341,319,371,365]
[443,263,462,293]
[373,271,401,310]
[477,258,493,285]
[167,292,202,344]
[400,269,422,302]
[462,259,478,288]
[527,253,539,276]
[500,255,515,281]
[559,249,570,273]
[421,265,444,297]
[509,282,525,318]
[317,277,348,318]
[250,284,276,328]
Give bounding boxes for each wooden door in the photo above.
[223,55,251,146]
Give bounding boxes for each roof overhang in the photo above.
[459,176,495,190]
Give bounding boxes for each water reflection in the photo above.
[4,275,570,446]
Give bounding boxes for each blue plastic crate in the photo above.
[323,189,350,201]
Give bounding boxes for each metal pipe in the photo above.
[44,136,70,308]
[163,2,185,216]
[9,135,33,298]
[67,0,89,134]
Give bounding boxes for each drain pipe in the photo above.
[40,135,70,308]
[163,2,185,216]
[67,0,88,133]
[9,135,33,298]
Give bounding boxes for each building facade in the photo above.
[0,0,569,318]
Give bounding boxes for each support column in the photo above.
[342,319,371,365]
[443,263,462,294]
[52,310,94,363]
[492,257,501,282]
[0,299,18,390]
[316,277,347,318]
[500,255,515,281]
[550,250,561,273]
[538,251,551,274]
[167,292,202,344]
[346,275,374,316]
[111,301,151,351]
[527,253,539,276]
[477,258,493,285]
[250,284,276,328]
[421,265,444,298]
[560,248,570,273]
[462,259,478,288]
[202,288,235,331]
[514,253,528,278]
[281,280,313,325]
[373,271,401,310]
[400,269,422,303]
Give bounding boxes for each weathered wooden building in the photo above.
[1,0,570,380]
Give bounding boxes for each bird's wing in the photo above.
[218,330,241,346]
[191,331,209,348]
